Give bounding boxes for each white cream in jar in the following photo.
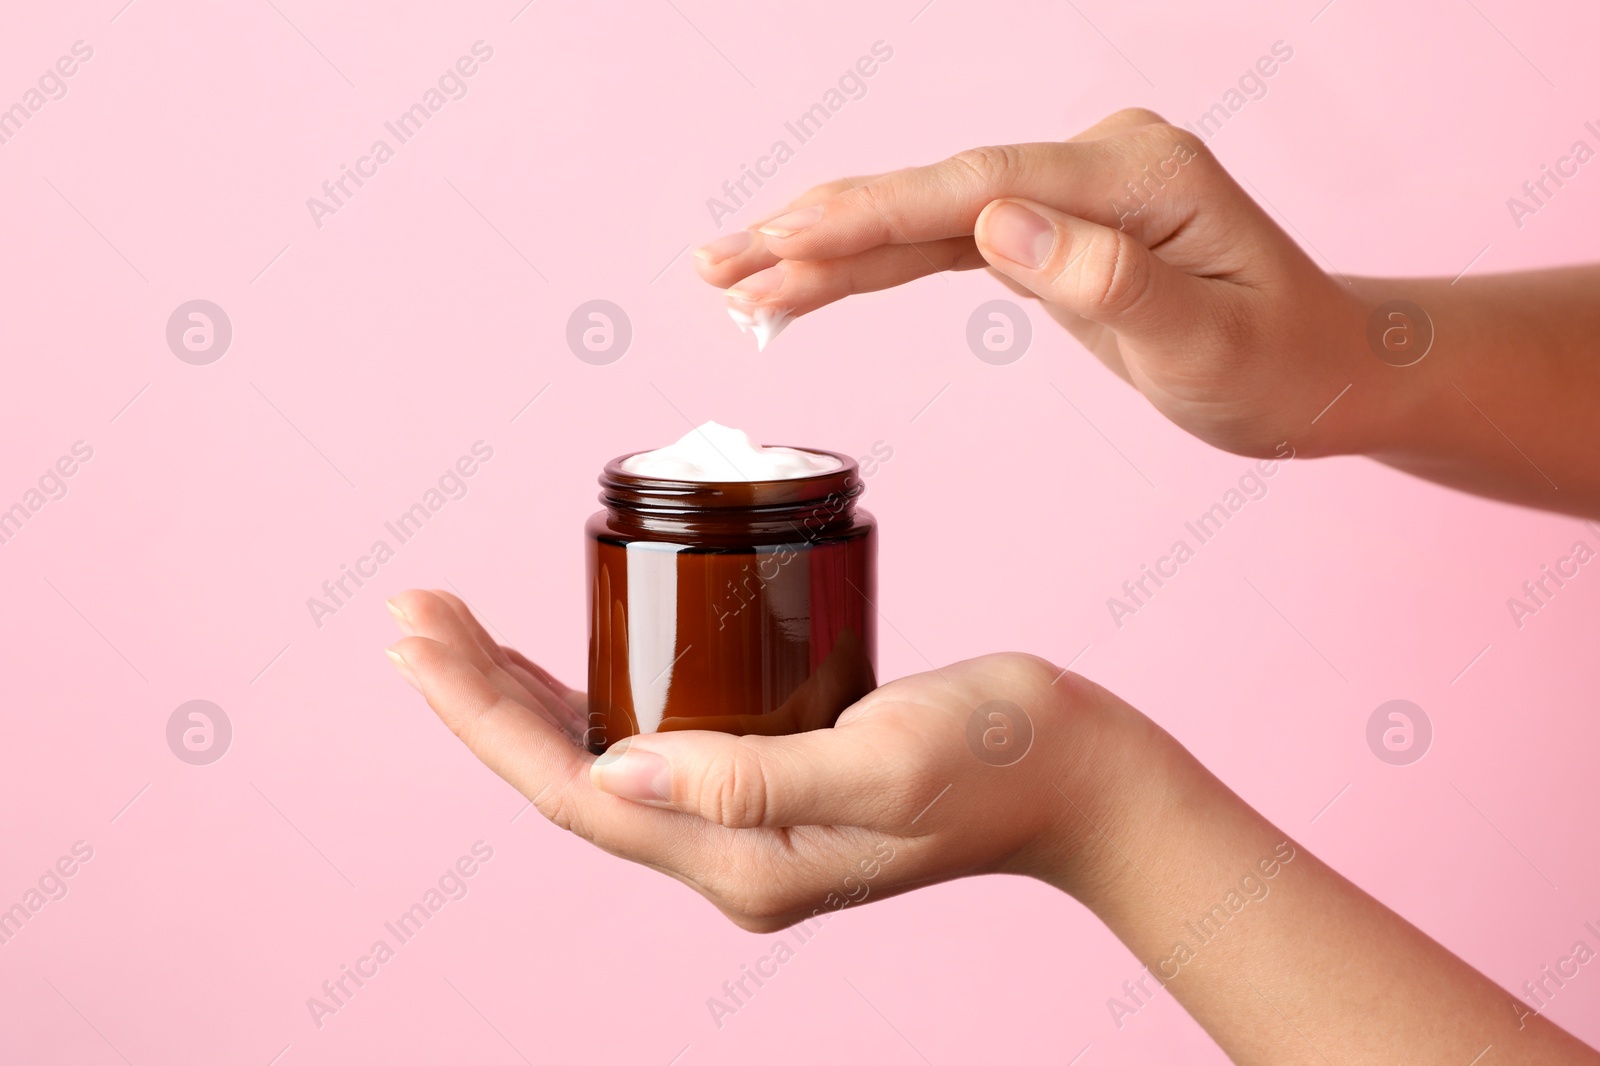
[619,421,842,482]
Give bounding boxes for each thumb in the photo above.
[974,197,1203,335]
[590,729,907,829]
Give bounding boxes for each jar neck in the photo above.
[598,451,862,542]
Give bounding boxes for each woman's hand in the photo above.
[382,588,1140,930]
[695,107,1386,460]
[696,107,1600,516]
[383,588,1600,1060]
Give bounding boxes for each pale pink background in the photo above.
[3,0,1598,1062]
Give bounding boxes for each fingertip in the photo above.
[387,588,441,629]
[724,262,786,302]
[973,201,1003,257]
[388,635,466,704]
[694,228,754,266]
[974,199,1059,272]
[385,644,420,691]
[972,195,1017,237]
[974,197,1007,226]
[387,634,452,682]
[754,204,823,240]
[385,596,412,634]
[695,250,782,293]
[387,587,421,611]
[590,737,674,804]
[692,252,731,285]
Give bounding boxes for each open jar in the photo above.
[585,445,877,752]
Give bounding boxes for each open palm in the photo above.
[384,589,1108,931]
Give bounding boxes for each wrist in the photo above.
[1317,275,1446,460]
[1278,276,1399,459]
[1009,675,1197,901]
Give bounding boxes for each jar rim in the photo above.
[599,447,861,512]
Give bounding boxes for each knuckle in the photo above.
[1162,123,1207,156]
[1138,122,1212,169]
[1009,652,1064,685]
[1110,106,1168,128]
[833,177,901,242]
[1079,228,1150,316]
[532,782,580,835]
[842,177,891,219]
[1165,127,1211,166]
[980,651,1062,693]
[698,743,772,828]
[949,143,1021,188]
[1042,667,1101,713]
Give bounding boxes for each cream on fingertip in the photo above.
[727,305,792,351]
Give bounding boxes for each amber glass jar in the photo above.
[585,449,876,753]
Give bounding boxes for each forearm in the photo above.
[1045,717,1597,1063]
[1337,267,1600,517]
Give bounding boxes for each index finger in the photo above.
[693,173,886,289]
[753,135,1184,261]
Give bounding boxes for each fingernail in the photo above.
[695,230,753,264]
[726,264,785,301]
[983,202,1056,269]
[591,739,672,802]
[385,646,421,692]
[757,204,822,238]
[386,598,412,633]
